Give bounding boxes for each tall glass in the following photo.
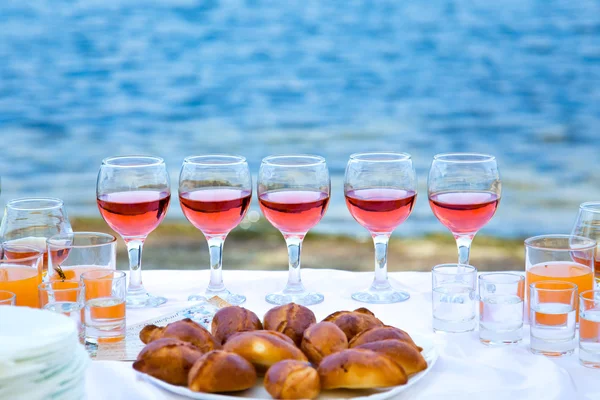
[571,202,600,283]
[179,155,252,305]
[344,152,417,303]
[258,155,330,306]
[428,153,501,265]
[47,232,117,282]
[97,156,171,308]
[0,198,72,276]
[525,234,595,320]
[0,244,43,307]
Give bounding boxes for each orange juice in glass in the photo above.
[525,234,596,321]
[0,244,43,307]
[82,270,126,343]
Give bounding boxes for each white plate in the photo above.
[141,334,438,400]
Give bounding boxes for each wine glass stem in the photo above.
[456,235,473,265]
[285,236,304,292]
[126,239,145,292]
[207,236,226,292]
[373,234,391,287]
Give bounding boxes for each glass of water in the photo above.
[529,281,577,356]
[432,264,478,333]
[39,280,85,342]
[579,290,600,368]
[81,270,126,344]
[479,273,524,345]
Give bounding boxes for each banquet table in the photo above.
[86,269,599,400]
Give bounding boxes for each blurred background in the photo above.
[0,0,599,272]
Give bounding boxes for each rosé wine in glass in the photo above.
[259,190,329,235]
[428,191,500,235]
[345,188,416,234]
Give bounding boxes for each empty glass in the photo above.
[579,290,600,368]
[344,152,417,304]
[39,280,85,342]
[0,290,16,306]
[432,264,478,333]
[82,270,126,343]
[571,202,600,283]
[0,198,72,276]
[47,232,117,282]
[478,273,524,345]
[529,281,577,357]
[179,155,252,305]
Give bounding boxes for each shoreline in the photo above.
[71,217,525,272]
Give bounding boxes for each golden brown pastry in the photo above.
[355,339,427,376]
[188,350,257,393]
[317,348,408,389]
[323,308,384,340]
[264,360,320,400]
[263,303,316,346]
[248,330,296,346]
[223,330,308,373]
[139,319,219,353]
[301,321,348,365]
[132,338,204,386]
[211,306,263,345]
[349,326,420,350]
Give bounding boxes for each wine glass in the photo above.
[179,155,252,305]
[0,198,73,276]
[344,152,417,303]
[97,156,171,308]
[571,202,600,283]
[428,153,501,265]
[258,155,330,306]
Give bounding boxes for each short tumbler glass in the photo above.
[478,273,524,345]
[0,290,16,306]
[579,290,600,368]
[432,264,477,333]
[39,280,85,342]
[81,270,126,343]
[529,281,577,357]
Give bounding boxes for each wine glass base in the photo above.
[188,290,246,306]
[126,292,167,308]
[351,288,410,304]
[265,291,324,306]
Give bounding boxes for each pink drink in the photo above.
[429,191,500,234]
[179,188,252,235]
[259,190,329,234]
[345,188,416,233]
[97,191,170,237]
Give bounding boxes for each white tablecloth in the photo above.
[86,269,599,400]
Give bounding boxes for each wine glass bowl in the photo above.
[344,152,417,304]
[178,155,252,305]
[571,201,600,283]
[428,153,501,265]
[258,155,330,306]
[97,155,171,308]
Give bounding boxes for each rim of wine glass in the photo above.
[529,280,578,292]
[433,153,496,163]
[6,197,64,211]
[0,244,44,264]
[579,201,600,213]
[261,154,326,167]
[183,154,247,165]
[524,234,597,251]
[47,232,117,249]
[349,152,412,162]
[101,155,165,167]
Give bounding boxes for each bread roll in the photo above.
[133,338,204,386]
[139,319,219,353]
[349,326,420,350]
[248,330,296,346]
[223,331,308,373]
[301,321,348,365]
[263,303,316,346]
[318,348,408,389]
[323,308,383,340]
[355,339,427,376]
[264,360,320,400]
[211,306,263,345]
[188,350,257,393]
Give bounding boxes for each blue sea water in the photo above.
[0,0,599,238]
